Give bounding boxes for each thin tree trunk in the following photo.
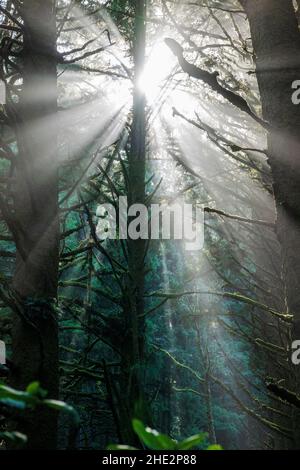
[10,0,59,449]
[128,0,146,382]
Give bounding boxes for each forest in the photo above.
[0,0,300,453]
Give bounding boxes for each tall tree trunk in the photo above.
[128,0,146,378]
[10,0,59,449]
[119,0,148,443]
[128,0,147,368]
[240,0,300,444]
[240,0,300,338]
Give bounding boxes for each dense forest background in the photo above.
[1,0,300,451]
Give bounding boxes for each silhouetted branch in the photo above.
[165,37,269,129]
[266,381,300,409]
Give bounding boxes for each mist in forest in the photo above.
[0,0,300,453]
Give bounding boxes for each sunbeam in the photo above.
[138,39,177,103]
[0,0,297,453]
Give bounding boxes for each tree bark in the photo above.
[128,0,147,370]
[118,0,148,444]
[240,0,300,445]
[240,0,300,337]
[10,0,59,449]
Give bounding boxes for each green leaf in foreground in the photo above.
[26,381,47,398]
[108,419,222,451]
[177,433,208,450]
[0,431,27,445]
[107,445,138,450]
[43,399,80,426]
[132,419,176,450]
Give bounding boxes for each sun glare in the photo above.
[138,40,197,119]
[138,40,176,103]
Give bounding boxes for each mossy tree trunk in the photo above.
[118,0,149,444]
